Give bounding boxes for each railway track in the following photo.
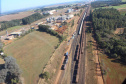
[57,5,90,84]
[71,5,91,84]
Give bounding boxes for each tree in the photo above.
[40,72,50,80]
[0,69,8,83]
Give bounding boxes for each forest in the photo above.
[91,8,126,63]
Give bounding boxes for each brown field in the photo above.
[0,11,35,22]
[4,31,59,84]
[99,52,126,84]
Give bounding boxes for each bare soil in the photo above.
[0,11,35,22]
[114,28,124,34]
[0,58,5,64]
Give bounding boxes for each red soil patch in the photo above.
[106,75,112,84]
[56,26,67,34]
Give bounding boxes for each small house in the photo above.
[10,32,22,38]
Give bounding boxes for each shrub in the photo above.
[40,72,50,80]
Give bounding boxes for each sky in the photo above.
[1,0,84,13]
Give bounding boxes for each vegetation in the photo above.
[91,0,122,8]
[4,31,59,84]
[77,13,80,16]
[0,26,23,36]
[98,4,126,9]
[41,5,71,12]
[61,21,67,26]
[0,56,21,84]
[74,14,77,16]
[92,8,126,63]
[0,13,49,31]
[40,72,50,80]
[80,9,82,14]
[38,25,64,42]
[1,19,21,31]
[22,13,49,25]
[71,20,74,27]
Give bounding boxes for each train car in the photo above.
[75,74,79,83]
[62,63,66,70]
[78,12,87,35]
[65,52,68,56]
[76,45,80,60]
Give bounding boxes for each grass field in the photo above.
[0,26,23,36]
[4,31,59,84]
[99,52,126,84]
[96,4,126,10]
[122,0,126,2]
[119,9,126,15]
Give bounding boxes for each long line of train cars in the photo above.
[75,7,88,83]
[78,12,86,35]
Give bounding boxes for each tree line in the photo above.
[0,19,21,31]
[41,5,71,12]
[38,25,64,42]
[0,13,49,31]
[91,8,126,63]
[91,0,122,8]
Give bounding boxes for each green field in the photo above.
[0,26,23,36]
[122,0,126,2]
[96,4,126,9]
[4,31,59,84]
[119,9,126,15]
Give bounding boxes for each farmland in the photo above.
[3,31,59,84]
[97,4,126,9]
[0,11,35,22]
[122,0,126,2]
[99,52,126,84]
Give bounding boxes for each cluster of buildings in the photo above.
[66,9,74,13]
[46,14,74,23]
[43,10,56,15]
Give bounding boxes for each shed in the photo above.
[11,32,22,38]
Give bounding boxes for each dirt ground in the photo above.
[92,37,104,84]
[4,31,59,84]
[114,28,124,34]
[0,11,35,22]
[0,58,5,64]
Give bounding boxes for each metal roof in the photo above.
[11,32,22,35]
